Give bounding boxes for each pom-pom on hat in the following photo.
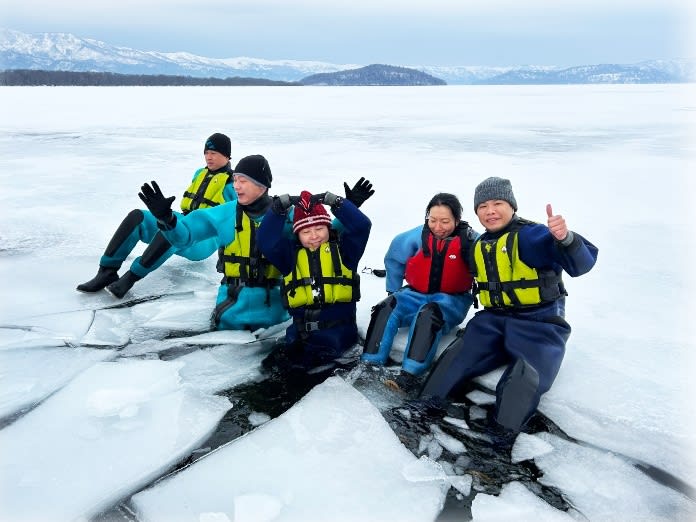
[204,133,231,159]
[474,176,517,211]
[234,154,272,188]
[293,191,332,233]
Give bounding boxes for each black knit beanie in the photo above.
[204,133,231,159]
[234,155,272,188]
[474,177,517,211]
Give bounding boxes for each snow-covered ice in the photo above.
[0,84,694,520]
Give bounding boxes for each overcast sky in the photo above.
[2,0,694,66]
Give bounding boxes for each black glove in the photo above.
[308,192,326,207]
[272,194,293,214]
[309,191,340,208]
[344,177,374,208]
[139,181,176,225]
[323,191,340,207]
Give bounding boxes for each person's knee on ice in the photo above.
[102,209,146,264]
[361,294,398,365]
[401,302,445,376]
[494,359,541,433]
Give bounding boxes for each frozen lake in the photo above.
[0,84,695,521]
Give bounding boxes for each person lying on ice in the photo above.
[256,190,371,370]
[138,155,374,333]
[419,176,598,444]
[77,133,237,298]
[360,193,478,392]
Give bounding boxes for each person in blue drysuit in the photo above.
[138,156,374,333]
[77,133,236,298]
[257,189,372,369]
[360,193,478,392]
[420,177,599,441]
[138,154,289,331]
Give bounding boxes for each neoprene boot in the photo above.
[485,420,517,453]
[105,270,141,299]
[76,266,119,293]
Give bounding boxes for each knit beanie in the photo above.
[234,155,272,188]
[292,191,332,233]
[204,133,231,159]
[474,177,517,211]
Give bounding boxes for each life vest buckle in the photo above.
[304,321,320,332]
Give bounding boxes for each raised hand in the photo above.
[546,204,568,241]
[309,191,340,208]
[272,194,294,214]
[139,181,175,223]
[308,192,327,207]
[343,177,374,208]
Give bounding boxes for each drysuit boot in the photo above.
[76,266,119,293]
[485,417,518,453]
[106,270,141,299]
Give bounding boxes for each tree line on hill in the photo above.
[1,64,449,86]
[0,69,299,86]
[300,64,446,86]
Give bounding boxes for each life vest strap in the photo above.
[221,276,280,288]
[294,312,355,333]
[182,191,220,209]
[476,271,566,306]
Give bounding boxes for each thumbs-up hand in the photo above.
[546,204,568,241]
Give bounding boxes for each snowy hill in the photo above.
[1,28,694,84]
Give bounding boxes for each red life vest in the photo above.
[405,234,473,294]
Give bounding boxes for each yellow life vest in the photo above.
[473,227,565,309]
[218,206,281,286]
[180,168,230,213]
[283,241,359,309]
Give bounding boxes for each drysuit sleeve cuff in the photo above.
[157,214,177,231]
[559,230,575,247]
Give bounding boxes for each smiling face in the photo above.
[476,199,515,232]
[204,150,229,171]
[427,204,458,240]
[233,174,266,205]
[298,225,330,250]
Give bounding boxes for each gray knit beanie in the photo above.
[474,177,517,211]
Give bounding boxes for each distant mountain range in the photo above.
[1,28,694,85]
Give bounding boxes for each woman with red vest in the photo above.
[361,193,478,391]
